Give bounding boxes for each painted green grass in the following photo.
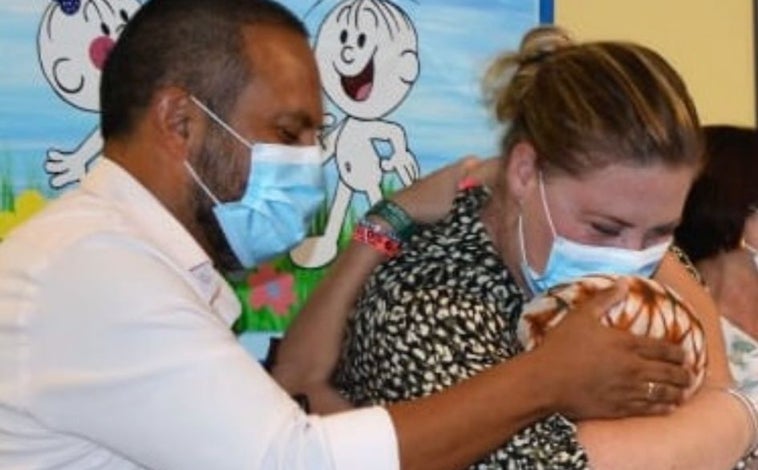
[1,153,15,212]
[0,154,50,243]
[1,176,13,212]
[231,204,360,334]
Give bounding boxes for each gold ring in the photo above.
[646,381,657,401]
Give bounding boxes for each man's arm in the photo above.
[32,239,397,470]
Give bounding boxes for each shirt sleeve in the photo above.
[25,236,399,470]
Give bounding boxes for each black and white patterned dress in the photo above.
[334,186,589,469]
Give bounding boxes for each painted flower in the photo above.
[248,264,295,316]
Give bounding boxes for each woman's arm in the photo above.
[577,252,750,469]
[655,250,732,385]
[273,156,492,411]
[578,387,750,470]
[273,239,387,411]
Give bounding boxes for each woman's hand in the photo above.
[392,155,499,224]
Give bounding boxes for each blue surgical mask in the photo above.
[518,175,670,295]
[186,96,325,268]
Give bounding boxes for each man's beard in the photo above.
[190,136,247,274]
[193,191,242,273]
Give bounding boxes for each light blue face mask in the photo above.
[186,96,325,269]
[518,175,671,295]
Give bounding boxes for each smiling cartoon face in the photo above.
[38,0,140,112]
[315,0,419,119]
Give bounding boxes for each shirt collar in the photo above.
[79,158,241,325]
[81,157,211,272]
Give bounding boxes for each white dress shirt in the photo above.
[0,158,399,469]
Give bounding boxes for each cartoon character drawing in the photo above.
[290,0,421,268]
[37,0,140,189]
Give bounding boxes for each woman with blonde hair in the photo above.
[276,26,757,469]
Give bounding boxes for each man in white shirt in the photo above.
[0,0,693,468]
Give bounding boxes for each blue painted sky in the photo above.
[0,0,548,197]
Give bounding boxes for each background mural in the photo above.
[0,0,551,360]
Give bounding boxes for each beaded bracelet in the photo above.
[365,199,416,241]
[353,219,402,257]
[725,387,758,458]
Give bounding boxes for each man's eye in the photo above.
[278,128,298,144]
[316,131,327,150]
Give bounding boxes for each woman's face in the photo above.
[519,162,698,274]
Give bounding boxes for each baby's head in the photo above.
[519,274,707,397]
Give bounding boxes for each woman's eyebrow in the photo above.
[652,220,681,234]
[584,212,634,228]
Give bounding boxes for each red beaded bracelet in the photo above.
[353,220,402,257]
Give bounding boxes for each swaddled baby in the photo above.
[518,274,707,398]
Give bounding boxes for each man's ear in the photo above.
[149,87,205,162]
[505,141,539,204]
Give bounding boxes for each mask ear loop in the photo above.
[184,161,222,206]
[189,95,252,149]
[186,95,253,206]
[537,172,558,239]
[517,212,530,267]
[518,174,552,275]
[516,214,535,294]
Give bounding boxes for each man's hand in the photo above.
[534,279,691,420]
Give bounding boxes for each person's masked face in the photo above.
[187,96,325,271]
[190,123,247,273]
[517,164,695,295]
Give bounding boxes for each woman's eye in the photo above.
[649,227,676,243]
[591,223,621,237]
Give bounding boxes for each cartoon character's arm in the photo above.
[375,121,419,186]
[44,126,102,189]
[319,112,344,164]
